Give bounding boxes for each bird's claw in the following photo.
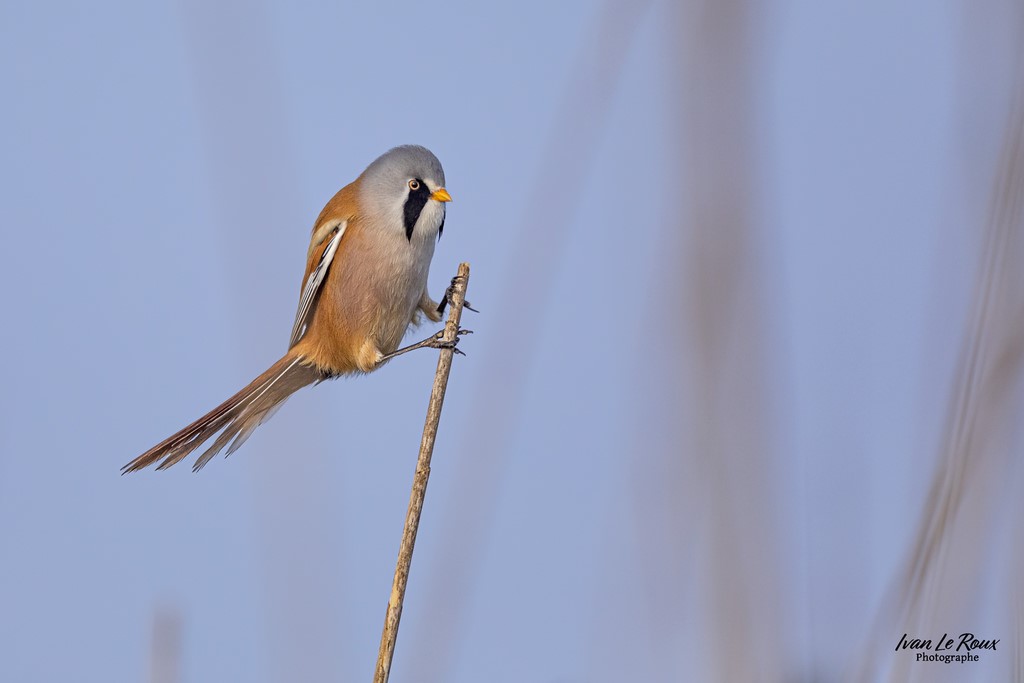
[425,327,472,355]
[378,325,471,364]
[436,275,478,316]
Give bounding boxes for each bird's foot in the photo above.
[379,327,473,364]
[436,274,478,316]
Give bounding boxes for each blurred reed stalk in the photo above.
[149,608,182,683]
[634,0,786,679]
[374,263,471,683]
[857,14,1024,681]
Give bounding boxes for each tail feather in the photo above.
[123,353,322,473]
[190,356,308,471]
[192,398,286,472]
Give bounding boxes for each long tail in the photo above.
[122,352,324,473]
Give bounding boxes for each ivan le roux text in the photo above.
[896,633,998,661]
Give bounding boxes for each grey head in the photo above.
[358,145,450,241]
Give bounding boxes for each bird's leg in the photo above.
[379,327,473,363]
[436,274,478,316]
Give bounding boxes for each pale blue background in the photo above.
[1,1,1020,681]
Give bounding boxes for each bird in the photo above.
[123,145,454,473]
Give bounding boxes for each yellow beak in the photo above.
[430,188,453,203]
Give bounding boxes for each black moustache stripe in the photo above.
[403,179,430,241]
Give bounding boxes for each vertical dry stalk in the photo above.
[373,262,471,683]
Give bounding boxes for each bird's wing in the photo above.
[289,220,346,348]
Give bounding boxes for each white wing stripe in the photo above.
[289,221,346,348]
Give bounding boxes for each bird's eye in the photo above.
[408,179,421,191]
